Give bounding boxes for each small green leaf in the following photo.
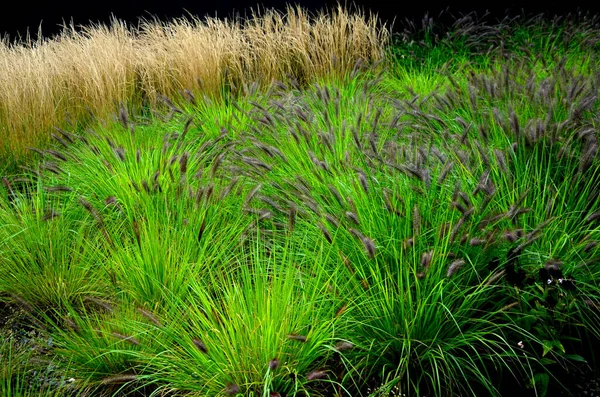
[531,373,549,397]
[564,354,587,363]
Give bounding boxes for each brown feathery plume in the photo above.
[101,374,138,385]
[78,197,106,227]
[345,211,360,225]
[452,200,468,215]
[101,159,114,174]
[438,161,454,185]
[327,184,345,207]
[509,107,520,138]
[484,270,506,287]
[44,185,73,193]
[494,149,508,173]
[361,278,370,290]
[287,334,307,342]
[40,161,64,175]
[361,235,376,259]
[335,341,354,352]
[119,103,129,130]
[449,218,465,243]
[340,251,355,275]
[192,338,208,353]
[2,177,15,202]
[54,127,76,144]
[244,184,262,207]
[578,143,598,174]
[179,152,189,178]
[447,259,466,277]
[348,228,364,241]
[288,203,297,231]
[420,250,433,272]
[162,95,184,115]
[469,237,486,246]
[225,383,240,396]
[259,195,285,213]
[132,220,141,247]
[413,205,421,236]
[197,219,206,242]
[220,177,240,200]
[210,152,226,178]
[136,307,163,327]
[438,222,451,239]
[130,180,140,193]
[307,369,328,381]
[111,332,140,346]
[183,89,196,105]
[113,147,126,162]
[84,296,113,313]
[325,213,340,229]
[403,237,414,250]
[45,149,69,162]
[584,241,598,252]
[64,317,79,333]
[336,303,348,318]
[27,146,45,157]
[318,222,333,244]
[19,166,40,178]
[258,210,273,221]
[503,229,523,243]
[268,358,280,371]
[585,211,600,224]
[141,180,151,194]
[358,171,369,194]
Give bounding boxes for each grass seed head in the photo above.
[584,241,598,252]
[361,235,376,259]
[288,203,297,231]
[101,374,138,385]
[225,383,240,396]
[192,338,208,353]
[318,222,333,244]
[44,185,73,193]
[585,211,600,224]
[269,358,280,370]
[111,332,140,346]
[447,259,466,277]
[136,307,163,327]
[420,250,433,270]
[335,303,348,317]
[325,213,339,229]
[335,340,354,352]
[345,211,360,225]
[307,369,327,381]
[287,334,307,342]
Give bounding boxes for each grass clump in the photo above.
[1,5,600,397]
[0,4,389,173]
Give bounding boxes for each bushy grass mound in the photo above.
[1,7,600,397]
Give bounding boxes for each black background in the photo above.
[2,1,600,42]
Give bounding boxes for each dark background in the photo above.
[2,1,600,42]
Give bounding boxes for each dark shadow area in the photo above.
[3,1,600,42]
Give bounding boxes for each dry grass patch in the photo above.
[0,3,390,171]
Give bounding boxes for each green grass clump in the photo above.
[1,5,600,397]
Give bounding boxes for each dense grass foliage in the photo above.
[1,7,600,397]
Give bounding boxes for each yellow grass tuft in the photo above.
[0,3,390,171]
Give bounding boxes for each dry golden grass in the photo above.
[0,4,390,170]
